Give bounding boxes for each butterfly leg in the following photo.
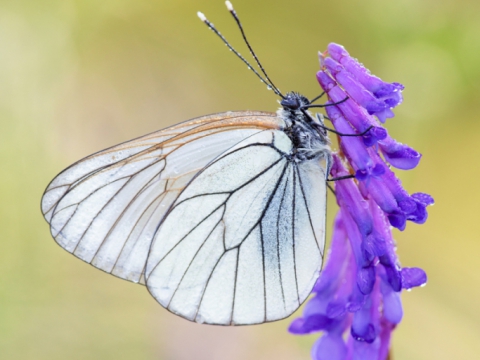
[315,116,374,138]
[326,174,355,182]
[326,182,336,195]
[302,96,349,109]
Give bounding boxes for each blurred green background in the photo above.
[1,0,478,359]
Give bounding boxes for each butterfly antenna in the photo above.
[225,1,284,98]
[197,10,285,99]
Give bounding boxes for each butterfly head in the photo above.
[280,92,310,111]
[278,92,313,127]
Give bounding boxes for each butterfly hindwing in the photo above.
[145,130,327,325]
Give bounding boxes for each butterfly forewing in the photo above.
[41,111,283,284]
[145,129,327,325]
[42,109,327,325]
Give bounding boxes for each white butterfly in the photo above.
[41,3,333,326]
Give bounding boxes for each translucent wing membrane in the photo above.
[41,110,327,325]
[145,130,328,325]
[41,111,282,284]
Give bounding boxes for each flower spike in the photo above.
[289,43,433,360]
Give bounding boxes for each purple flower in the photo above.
[378,135,422,170]
[289,44,433,360]
[311,334,347,360]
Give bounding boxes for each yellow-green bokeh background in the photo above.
[1,0,478,359]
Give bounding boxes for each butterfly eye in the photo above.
[280,97,300,110]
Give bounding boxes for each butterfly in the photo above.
[41,2,346,326]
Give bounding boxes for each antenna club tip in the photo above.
[197,11,207,22]
[225,1,234,11]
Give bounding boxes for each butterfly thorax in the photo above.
[277,92,330,163]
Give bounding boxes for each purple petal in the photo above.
[317,70,338,92]
[381,280,403,324]
[406,204,428,224]
[360,239,375,263]
[325,244,357,320]
[312,334,348,360]
[326,301,348,318]
[354,162,385,183]
[374,108,395,123]
[362,126,387,147]
[327,43,404,119]
[350,339,380,360]
[288,317,309,334]
[323,56,401,124]
[303,294,328,318]
[348,285,366,312]
[365,155,429,228]
[375,82,405,98]
[327,43,349,62]
[363,231,386,258]
[379,136,422,170]
[351,323,376,344]
[398,198,417,213]
[288,314,333,334]
[359,176,399,216]
[381,262,402,292]
[371,127,387,141]
[401,267,427,289]
[340,207,371,268]
[411,192,435,206]
[369,149,412,206]
[317,71,376,138]
[377,161,409,199]
[314,215,350,294]
[351,295,377,344]
[406,194,434,224]
[357,266,376,295]
[351,320,376,344]
[387,211,406,231]
[333,156,374,237]
[324,57,388,116]
[384,292,403,325]
[325,104,373,172]
[372,163,385,176]
[370,201,404,291]
[355,169,369,181]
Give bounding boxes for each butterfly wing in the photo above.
[145,129,328,325]
[41,111,282,284]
